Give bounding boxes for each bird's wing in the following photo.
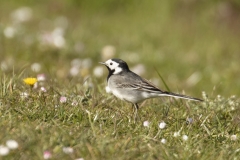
[112,71,203,101]
[114,72,164,93]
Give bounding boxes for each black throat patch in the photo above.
[106,67,114,82]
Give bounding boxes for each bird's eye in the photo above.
[110,63,113,65]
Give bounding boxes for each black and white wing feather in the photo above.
[114,71,203,102]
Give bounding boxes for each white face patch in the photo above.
[113,67,122,74]
[104,59,123,74]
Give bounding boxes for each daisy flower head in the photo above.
[182,135,188,141]
[93,66,104,78]
[43,151,52,159]
[37,74,46,81]
[60,96,67,103]
[101,45,116,61]
[23,77,37,87]
[4,26,16,39]
[143,120,150,127]
[161,138,167,144]
[40,87,47,92]
[0,145,9,156]
[230,135,237,141]
[6,140,18,149]
[31,63,41,72]
[63,147,74,154]
[11,7,32,23]
[20,92,29,98]
[159,121,166,129]
[173,132,180,137]
[71,100,78,106]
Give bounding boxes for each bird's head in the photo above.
[99,58,129,74]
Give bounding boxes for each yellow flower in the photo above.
[23,78,37,86]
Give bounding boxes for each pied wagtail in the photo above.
[100,58,203,120]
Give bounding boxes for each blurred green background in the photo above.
[1,0,240,98]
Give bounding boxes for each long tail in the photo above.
[160,91,203,102]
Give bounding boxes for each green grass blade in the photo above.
[154,67,171,92]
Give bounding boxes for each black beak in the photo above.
[99,62,106,65]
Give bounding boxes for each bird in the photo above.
[100,58,203,121]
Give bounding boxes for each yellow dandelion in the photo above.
[23,77,37,86]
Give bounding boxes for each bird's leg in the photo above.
[133,103,139,123]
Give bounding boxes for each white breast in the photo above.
[111,89,125,100]
[105,86,112,93]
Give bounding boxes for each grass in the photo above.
[1,75,240,159]
[0,0,240,159]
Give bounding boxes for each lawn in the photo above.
[0,0,240,159]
